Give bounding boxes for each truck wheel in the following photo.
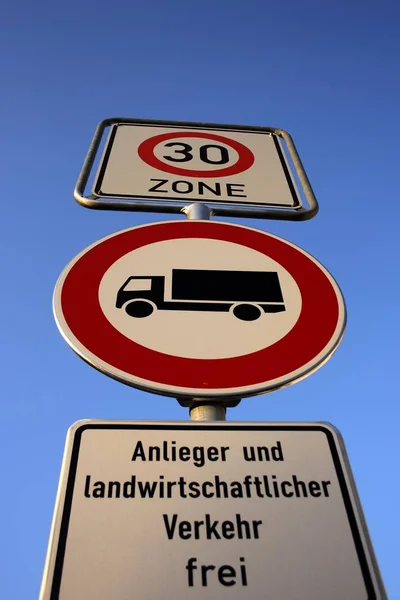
[125,300,154,318]
[233,304,262,321]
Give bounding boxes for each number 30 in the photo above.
[163,142,229,165]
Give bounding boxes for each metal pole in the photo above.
[189,403,226,421]
[183,202,212,220]
[182,203,227,421]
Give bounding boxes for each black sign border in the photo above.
[49,423,377,599]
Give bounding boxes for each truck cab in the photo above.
[115,276,165,318]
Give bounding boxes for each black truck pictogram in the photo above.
[115,269,285,321]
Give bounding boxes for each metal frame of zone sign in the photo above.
[74,118,319,221]
[39,421,387,600]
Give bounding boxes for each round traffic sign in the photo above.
[137,131,255,178]
[53,221,346,398]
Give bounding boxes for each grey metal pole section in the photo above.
[183,202,212,220]
[183,203,226,421]
[189,403,226,420]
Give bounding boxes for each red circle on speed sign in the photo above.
[53,221,346,399]
[137,131,255,178]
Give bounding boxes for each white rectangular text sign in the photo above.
[93,123,301,208]
[39,422,386,600]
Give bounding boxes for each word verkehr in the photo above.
[84,474,331,499]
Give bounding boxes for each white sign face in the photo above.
[98,237,302,359]
[53,221,346,398]
[40,422,386,600]
[93,123,301,207]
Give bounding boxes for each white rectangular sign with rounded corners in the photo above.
[40,421,386,600]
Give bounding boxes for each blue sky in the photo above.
[1,0,399,597]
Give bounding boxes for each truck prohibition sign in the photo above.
[53,220,346,397]
[116,269,285,322]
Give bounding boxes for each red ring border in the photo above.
[60,222,341,391]
[137,132,255,178]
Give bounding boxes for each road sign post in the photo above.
[44,115,388,599]
[39,421,387,600]
[185,203,230,420]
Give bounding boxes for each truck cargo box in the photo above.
[171,269,283,303]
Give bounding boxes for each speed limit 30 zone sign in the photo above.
[53,221,346,398]
[93,123,301,207]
